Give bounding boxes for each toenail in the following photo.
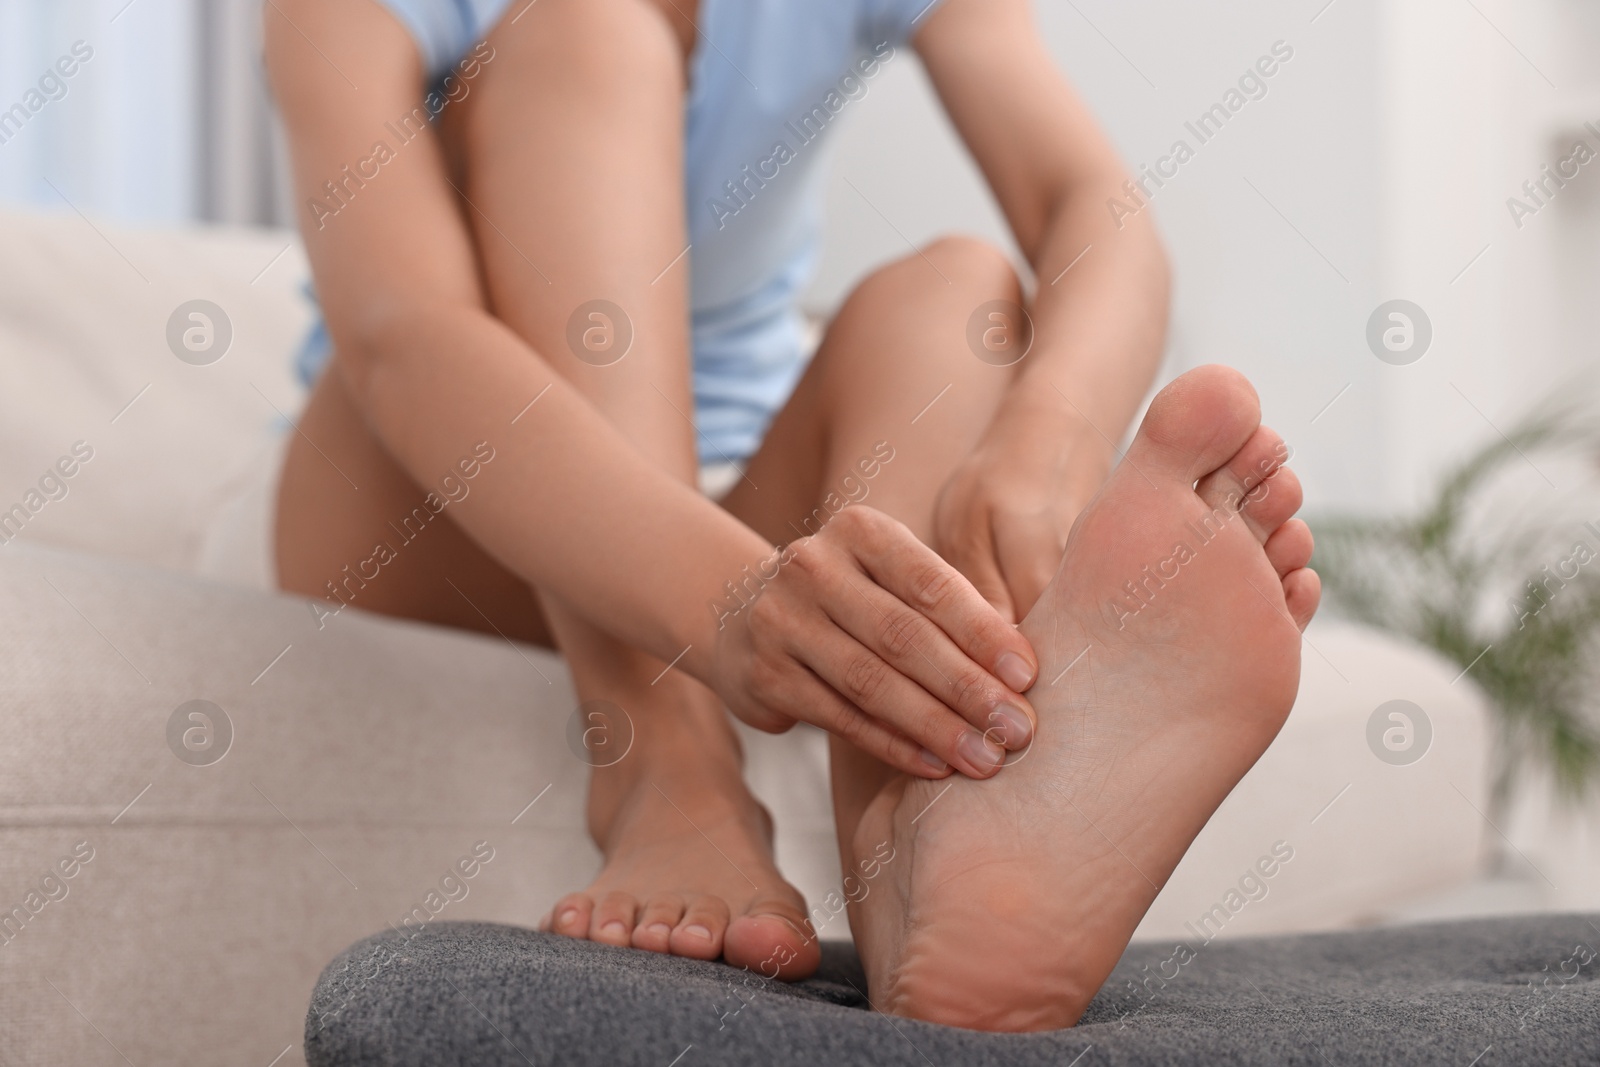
[988,704,1033,749]
[956,730,1004,773]
[684,923,712,940]
[647,922,672,937]
[600,921,626,938]
[919,747,948,772]
[995,651,1034,692]
[557,908,579,929]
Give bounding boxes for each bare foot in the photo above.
[540,688,820,979]
[842,365,1321,1030]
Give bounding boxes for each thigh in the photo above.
[275,361,552,646]
[723,235,1026,546]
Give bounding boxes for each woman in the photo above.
[266,0,1318,1030]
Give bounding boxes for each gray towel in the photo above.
[306,913,1600,1066]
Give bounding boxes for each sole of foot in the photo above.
[844,364,1321,1030]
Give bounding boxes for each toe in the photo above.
[1238,466,1304,543]
[632,894,687,953]
[1283,567,1321,631]
[670,895,731,961]
[589,890,638,947]
[1264,519,1314,578]
[1215,425,1289,490]
[548,893,594,940]
[1195,425,1291,536]
[724,894,822,980]
[1131,365,1261,482]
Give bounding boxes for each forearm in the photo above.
[1009,181,1170,449]
[342,307,768,673]
[267,0,765,677]
[910,0,1168,449]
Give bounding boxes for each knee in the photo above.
[481,0,680,96]
[923,235,1020,287]
[866,234,1022,305]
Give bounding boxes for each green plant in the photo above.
[1311,403,1600,822]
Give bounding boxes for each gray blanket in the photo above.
[305,913,1600,1066]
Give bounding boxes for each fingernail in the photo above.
[995,651,1034,693]
[919,747,949,772]
[989,703,1033,749]
[956,730,1004,775]
[685,923,712,941]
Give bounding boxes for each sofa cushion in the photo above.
[305,914,1600,1066]
[0,535,1494,1066]
[0,209,308,574]
[0,541,831,1067]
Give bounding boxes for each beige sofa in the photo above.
[0,209,1493,1065]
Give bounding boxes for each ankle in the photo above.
[581,698,752,845]
[573,670,745,768]
[632,695,745,772]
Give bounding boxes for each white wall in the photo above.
[0,0,199,223]
[0,0,287,226]
[812,0,1595,517]
[8,0,1587,517]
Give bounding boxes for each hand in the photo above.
[933,405,1114,623]
[709,506,1040,780]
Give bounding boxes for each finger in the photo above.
[798,615,1011,776]
[751,657,957,778]
[820,562,1037,751]
[842,509,1039,692]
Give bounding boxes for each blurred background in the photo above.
[5,0,1597,514]
[2,0,1599,1060]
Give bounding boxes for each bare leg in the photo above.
[435,0,820,976]
[723,235,1056,948]
[846,367,1320,1030]
[722,249,1313,1031]
[276,364,553,644]
[279,0,816,976]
